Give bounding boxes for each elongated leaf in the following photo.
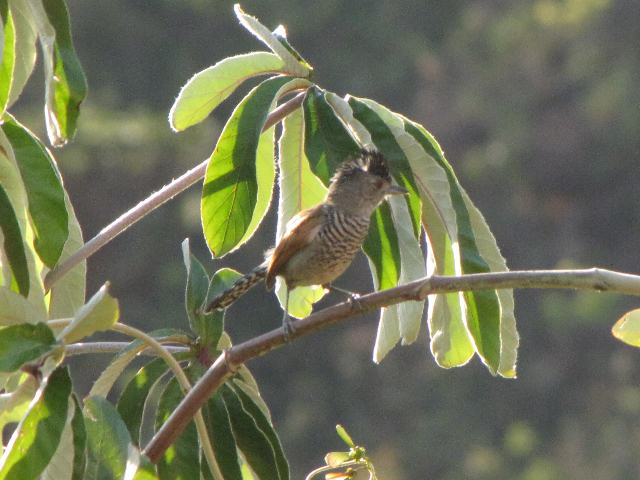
[84,396,132,480]
[125,446,158,480]
[70,396,87,480]
[234,5,310,78]
[6,0,36,107]
[28,0,87,145]
[170,52,285,131]
[0,183,28,296]
[201,76,309,256]
[404,120,504,374]
[41,398,76,480]
[0,0,15,115]
[0,286,45,325]
[203,268,243,346]
[462,187,518,377]
[117,358,169,445]
[0,366,72,479]
[47,191,86,318]
[182,239,211,337]
[202,391,242,480]
[0,322,55,371]
[275,107,327,318]
[221,384,287,480]
[347,97,422,239]
[155,378,200,480]
[2,116,68,267]
[57,282,119,344]
[303,87,360,184]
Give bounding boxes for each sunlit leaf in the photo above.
[0,183,29,296]
[275,107,327,318]
[0,322,55,372]
[29,0,87,145]
[117,358,169,445]
[6,0,36,107]
[234,4,310,78]
[155,377,200,480]
[222,383,288,480]
[2,116,68,267]
[0,366,72,479]
[303,87,360,184]
[47,192,86,318]
[0,286,45,325]
[84,396,132,480]
[201,76,309,257]
[124,445,157,480]
[41,398,76,480]
[0,0,16,115]
[404,119,504,374]
[170,52,285,131]
[0,373,37,432]
[613,309,640,347]
[57,282,119,344]
[335,425,355,448]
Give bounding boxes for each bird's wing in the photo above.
[265,204,326,289]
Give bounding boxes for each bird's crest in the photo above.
[332,149,391,184]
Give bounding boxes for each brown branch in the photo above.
[43,91,307,291]
[143,267,640,462]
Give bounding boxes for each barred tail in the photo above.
[203,266,268,312]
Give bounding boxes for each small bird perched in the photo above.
[203,149,407,331]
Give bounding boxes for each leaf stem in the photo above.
[143,267,640,462]
[43,91,307,291]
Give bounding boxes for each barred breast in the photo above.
[282,205,370,288]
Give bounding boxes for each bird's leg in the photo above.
[323,284,363,311]
[282,285,294,342]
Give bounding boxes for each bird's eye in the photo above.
[375,178,385,189]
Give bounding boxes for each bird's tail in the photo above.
[203,265,268,312]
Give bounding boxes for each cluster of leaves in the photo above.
[171,5,518,376]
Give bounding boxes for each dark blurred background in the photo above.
[18,1,640,478]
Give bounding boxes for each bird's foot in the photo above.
[324,284,363,311]
[282,313,295,342]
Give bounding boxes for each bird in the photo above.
[202,149,407,334]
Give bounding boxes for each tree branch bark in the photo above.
[143,267,640,462]
[43,91,307,291]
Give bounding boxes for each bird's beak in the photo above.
[386,184,408,195]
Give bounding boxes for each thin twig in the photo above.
[43,91,307,291]
[143,267,640,462]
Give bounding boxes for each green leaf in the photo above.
[0,0,16,115]
[203,268,243,346]
[0,286,45,325]
[302,87,360,184]
[347,97,422,239]
[234,5,310,78]
[70,396,87,480]
[182,239,211,337]
[170,52,285,131]
[335,425,355,448]
[222,383,288,480]
[6,0,37,107]
[126,447,158,480]
[41,398,76,480]
[275,106,327,318]
[0,322,55,371]
[0,366,72,480]
[155,378,200,480]
[612,309,640,347]
[83,396,132,480]
[30,0,87,145]
[404,120,504,374]
[47,191,86,318]
[271,27,313,73]
[0,373,37,432]
[201,76,309,257]
[57,282,119,344]
[117,358,169,445]
[202,391,242,480]
[2,116,68,267]
[0,183,29,296]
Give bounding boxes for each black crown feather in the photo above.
[332,149,391,184]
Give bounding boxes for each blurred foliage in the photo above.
[20,0,639,477]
